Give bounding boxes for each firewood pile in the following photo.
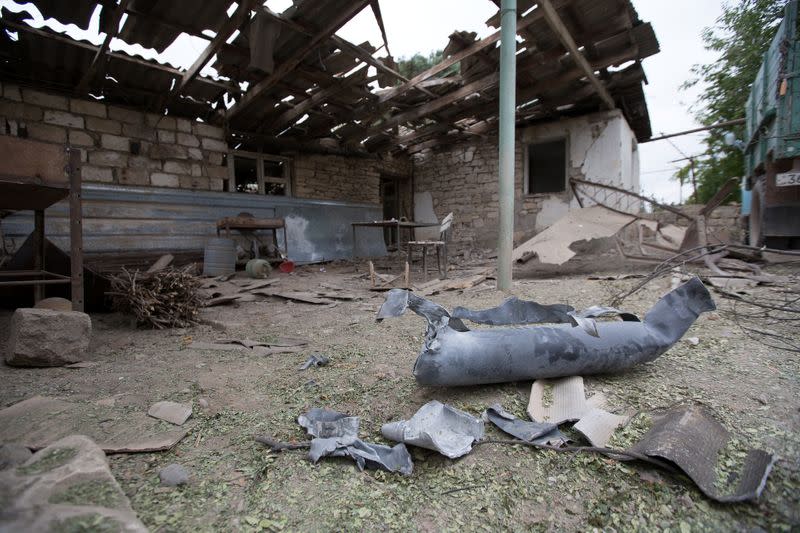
[107,266,202,328]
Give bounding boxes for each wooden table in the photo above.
[216,216,287,258]
[351,220,438,257]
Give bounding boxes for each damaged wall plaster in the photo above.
[413,110,641,249]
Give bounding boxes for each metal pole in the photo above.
[497,0,516,290]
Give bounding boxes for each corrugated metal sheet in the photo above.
[3,184,388,264]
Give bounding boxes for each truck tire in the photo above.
[748,181,764,247]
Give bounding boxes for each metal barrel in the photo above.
[203,238,236,276]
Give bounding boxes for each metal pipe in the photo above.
[497,0,517,290]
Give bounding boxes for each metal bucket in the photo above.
[203,238,236,276]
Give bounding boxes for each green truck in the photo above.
[743,0,800,247]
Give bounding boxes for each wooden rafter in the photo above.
[226,0,371,120]
[1,19,237,94]
[76,0,131,93]
[170,0,257,100]
[537,0,615,109]
[376,0,569,105]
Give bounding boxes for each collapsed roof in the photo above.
[0,0,659,155]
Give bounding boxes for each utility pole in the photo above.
[496,0,516,291]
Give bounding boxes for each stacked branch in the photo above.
[107,266,202,328]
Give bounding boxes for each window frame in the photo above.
[523,136,569,196]
[227,149,292,196]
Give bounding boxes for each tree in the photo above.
[395,50,459,80]
[679,0,787,203]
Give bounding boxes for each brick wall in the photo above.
[0,83,229,191]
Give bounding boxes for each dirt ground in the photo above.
[0,252,798,532]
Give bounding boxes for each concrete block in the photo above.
[117,167,149,186]
[176,118,191,133]
[81,165,114,183]
[89,151,128,167]
[86,116,122,135]
[201,137,227,152]
[151,172,180,187]
[129,155,162,170]
[22,89,68,110]
[3,84,22,102]
[26,123,66,144]
[70,98,107,118]
[163,160,190,174]
[101,134,131,151]
[187,147,203,160]
[192,122,224,139]
[191,163,202,176]
[0,101,43,122]
[149,143,188,160]
[157,129,175,143]
[179,175,209,189]
[147,114,176,130]
[5,308,91,367]
[206,151,224,165]
[68,129,96,147]
[122,123,156,141]
[206,165,229,180]
[176,132,199,147]
[108,106,143,124]
[209,178,224,191]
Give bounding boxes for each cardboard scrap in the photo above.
[528,376,628,447]
[0,396,187,453]
[512,206,637,265]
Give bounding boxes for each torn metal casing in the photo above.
[297,408,413,475]
[629,404,775,502]
[381,401,484,458]
[377,277,715,386]
[483,405,564,445]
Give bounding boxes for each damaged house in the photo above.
[0,0,658,294]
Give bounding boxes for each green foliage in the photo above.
[395,50,459,79]
[680,0,788,203]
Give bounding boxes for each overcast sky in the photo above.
[2,0,727,204]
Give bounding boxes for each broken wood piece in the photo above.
[204,294,240,307]
[237,279,278,292]
[189,341,246,352]
[146,254,174,273]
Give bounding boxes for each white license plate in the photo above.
[776,172,800,187]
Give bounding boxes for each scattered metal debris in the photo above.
[630,404,776,502]
[483,405,564,445]
[298,354,330,370]
[295,408,412,475]
[377,277,715,386]
[381,401,484,459]
[452,297,576,326]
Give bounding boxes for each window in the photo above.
[227,151,292,196]
[526,138,567,194]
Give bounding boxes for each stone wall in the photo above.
[413,110,640,249]
[0,83,229,191]
[652,204,743,244]
[293,153,411,206]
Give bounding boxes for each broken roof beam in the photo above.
[170,0,257,99]
[226,0,371,120]
[537,0,615,110]
[76,0,131,93]
[0,19,238,94]
[377,0,569,105]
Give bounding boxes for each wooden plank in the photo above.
[360,72,500,138]
[537,0,615,110]
[376,0,568,105]
[226,0,371,120]
[267,72,363,133]
[76,0,131,93]
[171,0,257,98]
